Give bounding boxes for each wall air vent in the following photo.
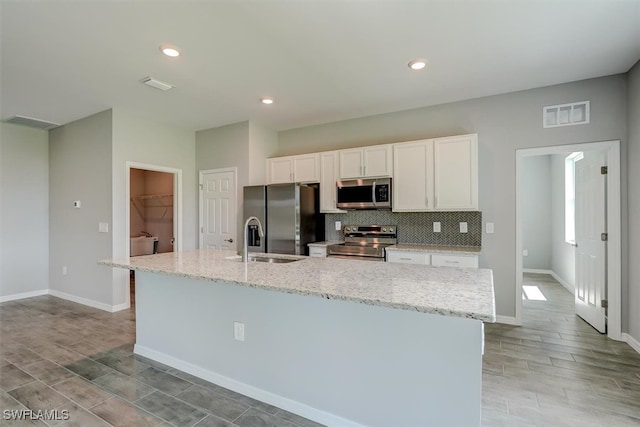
[543,101,590,128]
[3,115,60,130]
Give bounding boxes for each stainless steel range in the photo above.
[327,225,397,261]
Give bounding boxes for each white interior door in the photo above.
[200,169,237,250]
[574,150,606,333]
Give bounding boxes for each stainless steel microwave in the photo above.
[336,178,391,209]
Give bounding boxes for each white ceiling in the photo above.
[1,0,639,132]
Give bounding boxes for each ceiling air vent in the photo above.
[3,115,60,130]
[543,101,590,128]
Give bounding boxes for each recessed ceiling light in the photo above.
[260,97,274,105]
[408,58,427,70]
[160,45,181,57]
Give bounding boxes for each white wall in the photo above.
[522,155,552,270]
[49,110,114,307]
[628,60,640,343]
[112,108,196,307]
[0,123,49,300]
[550,153,575,290]
[278,75,629,320]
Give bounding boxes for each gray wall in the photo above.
[550,153,575,290]
[279,75,628,320]
[522,155,552,270]
[0,123,49,299]
[196,121,277,245]
[628,60,640,343]
[112,108,197,306]
[49,110,114,306]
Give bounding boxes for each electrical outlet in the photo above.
[433,222,441,233]
[486,222,495,234]
[62,266,67,276]
[335,221,341,231]
[460,222,468,233]
[523,250,529,256]
[233,322,245,341]
[98,222,109,233]
[73,200,81,209]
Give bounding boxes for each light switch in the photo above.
[98,222,109,233]
[433,222,441,233]
[486,222,495,234]
[460,222,468,233]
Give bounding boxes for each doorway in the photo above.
[515,140,621,340]
[125,162,182,309]
[199,168,238,251]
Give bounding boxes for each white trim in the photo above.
[496,315,520,325]
[550,271,574,295]
[198,167,238,250]
[523,268,552,274]
[523,269,574,295]
[49,289,119,312]
[0,289,48,303]
[515,140,622,341]
[622,333,640,355]
[135,344,364,427]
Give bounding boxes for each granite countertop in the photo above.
[386,244,482,255]
[100,249,495,322]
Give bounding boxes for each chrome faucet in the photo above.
[243,216,264,263]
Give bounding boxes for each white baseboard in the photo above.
[111,301,130,312]
[622,333,640,355]
[495,315,520,325]
[549,271,574,295]
[134,345,364,427]
[48,289,120,313]
[523,268,574,295]
[0,289,48,303]
[523,268,551,274]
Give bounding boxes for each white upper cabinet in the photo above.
[267,153,320,184]
[393,134,478,212]
[339,145,393,179]
[319,151,345,213]
[433,134,478,210]
[393,139,434,211]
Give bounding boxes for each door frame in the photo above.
[515,140,621,340]
[199,167,238,249]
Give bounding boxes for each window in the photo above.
[565,152,583,244]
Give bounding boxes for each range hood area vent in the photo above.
[3,115,60,130]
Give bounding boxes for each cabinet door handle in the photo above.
[400,257,411,261]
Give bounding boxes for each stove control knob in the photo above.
[382,227,387,232]
[345,227,350,232]
[389,227,394,232]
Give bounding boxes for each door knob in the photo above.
[224,238,234,243]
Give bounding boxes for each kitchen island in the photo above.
[100,249,495,427]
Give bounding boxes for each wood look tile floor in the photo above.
[0,293,324,427]
[2,274,639,426]
[482,273,640,426]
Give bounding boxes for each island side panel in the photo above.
[135,271,483,427]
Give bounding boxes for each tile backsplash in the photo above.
[325,211,482,246]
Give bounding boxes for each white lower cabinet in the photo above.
[309,246,327,258]
[431,254,479,268]
[386,251,430,265]
[387,250,478,268]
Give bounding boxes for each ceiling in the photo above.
[1,0,639,132]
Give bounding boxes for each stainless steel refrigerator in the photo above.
[243,183,324,255]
